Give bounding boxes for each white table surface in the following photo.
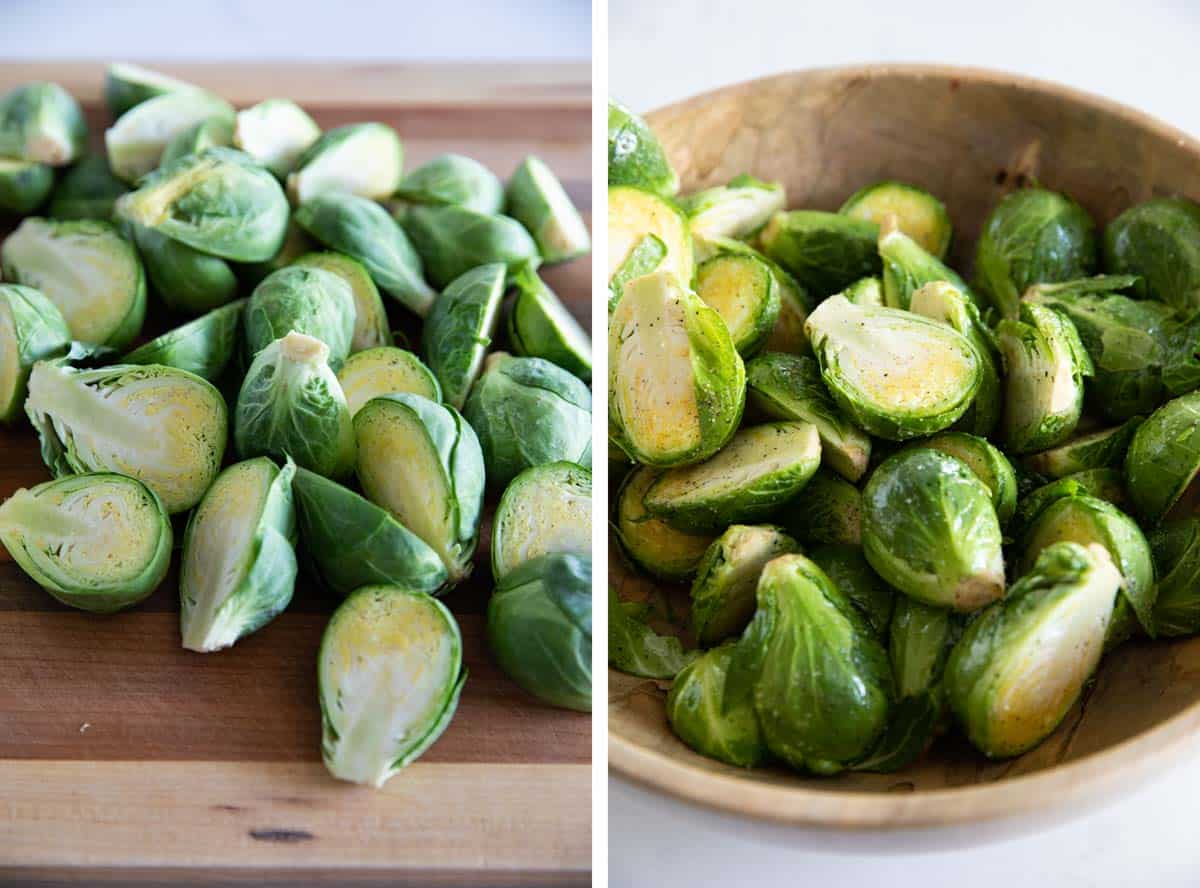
[609,0,1200,884]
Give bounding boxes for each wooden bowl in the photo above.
[609,64,1200,832]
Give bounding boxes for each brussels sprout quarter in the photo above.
[0,473,171,613]
[607,99,678,196]
[287,122,404,205]
[840,180,952,259]
[614,466,714,582]
[681,174,785,242]
[506,155,591,264]
[0,81,87,166]
[105,90,235,183]
[0,284,70,424]
[1124,391,1200,526]
[666,642,769,768]
[492,462,591,581]
[396,153,505,215]
[243,266,356,368]
[421,263,507,410]
[336,347,441,416]
[507,267,593,381]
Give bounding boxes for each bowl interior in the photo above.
[609,65,1200,828]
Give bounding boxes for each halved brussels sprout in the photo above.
[492,462,590,580]
[609,271,745,467]
[726,554,893,773]
[806,294,979,441]
[841,180,952,259]
[233,99,320,179]
[47,154,128,220]
[914,432,1018,526]
[889,596,959,699]
[974,187,1097,319]
[1104,196,1200,314]
[607,232,666,311]
[336,347,440,416]
[462,353,591,488]
[292,251,390,353]
[25,360,227,513]
[234,332,356,479]
[807,543,894,639]
[488,552,591,711]
[745,352,870,482]
[878,226,974,311]
[294,191,435,317]
[997,302,1093,454]
[1150,519,1200,637]
[123,299,244,382]
[614,465,715,581]
[0,284,70,423]
[607,99,678,195]
[399,204,539,289]
[506,155,590,264]
[287,122,403,205]
[1124,391,1200,525]
[421,262,506,409]
[2,217,146,349]
[115,147,288,262]
[507,266,591,380]
[1011,468,1128,539]
[105,91,235,183]
[0,473,171,613]
[862,448,1005,611]
[694,253,780,357]
[946,541,1120,758]
[760,210,880,299]
[124,221,238,315]
[292,466,446,597]
[159,115,234,169]
[1025,417,1143,480]
[0,82,86,166]
[104,63,201,117]
[666,642,769,768]
[644,422,820,532]
[843,275,883,307]
[319,585,465,787]
[179,457,297,651]
[690,524,798,647]
[395,153,504,215]
[607,185,692,292]
[354,392,484,583]
[778,469,861,546]
[681,174,785,241]
[243,265,355,368]
[0,158,53,214]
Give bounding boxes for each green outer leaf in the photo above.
[609,588,696,679]
[913,432,1018,526]
[808,543,895,639]
[607,99,678,195]
[878,228,977,311]
[421,263,506,409]
[778,470,862,546]
[0,158,54,214]
[399,204,540,289]
[0,81,87,166]
[1163,312,1200,397]
[0,283,71,423]
[243,265,356,368]
[491,461,591,581]
[666,642,769,768]
[1024,417,1143,480]
[1124,391,1200,526]
[1103,196,1200,313]
[123,299,244,381]
[293,251,390,353]
[607,232,665,311]
[1010,468,1128,540]
[760,210,881,298]
[396,153,504,214]
[507,265,592,381]
[1150,519,1200,637]
[125,220,238,315]
[613,465,714,582]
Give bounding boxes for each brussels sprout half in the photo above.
[421,262,506,409]
[841,180,952,259]
[1124,391,1200,526]
[507,265,591,380]
[2,217,146,350]
[243,265,355,368]
[614,465,715,582]
[0,82,86,167]
[492,461,591,581]
[0,473,171,613]
[607,185,693,295]
[778,469,862,546]
[1025,417,1143,480]
[0,284,70,424]
[760,210,880,299]
[506,155,590,264]
[878,227,975,311]
[681,174,785,241]
[124,220,238,315]
[105,90,235,183]
[666,642,769,768]
[25,361,227,514]
[320,585,465,787]
[47,154,128,221]
[0,158,53,214]
[914,432,1018,526]
[607,99,678,196]
[1104,196,1200,314]
[399,204,539,290]
[103,63,202,118]
[889,596,959,699]
[946,542,1120,758]
[159,115,234,169]
[123,299,244,382]
[336,347,440,416]
[233,98,321,179]
[287,122,403,205]
[694,253,780,357]
[396,153,504,215]
[1150,520,1200,637]
[292,251,390,353]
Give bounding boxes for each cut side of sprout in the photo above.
[608,185,692,285]
[615,466,714,582]
[492,462,591,580]
[287,123,403,205]
[337,347,441,416]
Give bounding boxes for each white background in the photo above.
[609,0,1200,885]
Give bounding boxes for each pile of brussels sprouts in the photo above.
[607,97,1200,773]
[0,65,595,788]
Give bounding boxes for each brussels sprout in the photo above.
[862,448,1005,611]
[1104,196,1200,313]
[25,360,227,513]
[234,332,355,478]
[1025,418,1142,480]
[286,122,403,205]
[997,302,1093,453]
[681,174,785,241]
[0,158,53,214]
[666,642,769,768]
[123,299,243,381]
[421,262,506,409]
[841,180,952,259]
[179,457,296,651]
[1163,313,1200,397]
[974,187,1098,319]
[336,347,440,416]
[238,215,315,287]
[759,210,880,298]
[608,99,678,195]
[124,221,238,315]
[878,227,975,311]
[492,462,590,580]
[0,284,70,423]
[808,543,895,639]
[726,554,893,773]
[607,232,666,310]
[946,542,1120,758]
[607,185,693,293]
[914,432,1018,526]
[506,155,590,264]
[609,271,745,467]
[294,192,435,316]
[1011,468,1128,538]
[399,204,539,289]
[105,91,235,183]
[1124,391,1200,525]
[463,353,591,488]
[354,392,484,583]
[115,147,288,262]
[292,251,390,353]
[889,596,959,699]
[690,524,799,647]
[1150,520,1200,637]
[46,154,128,220]
[4,218,146,352]
[104,63,201,117]
[232,99,320,179]
[614,465,715,582]
[0,473,171,613]
[0,82,86,167]
[694,253,780,357]
[243,266,355,368]
[159,115,234,169]
[507,265,591,380]
[778,469,862,546]
[395,153,504,215]
[292,466,446,597]
[843,275,884,307]
[319,585,465,787]
[806,294,980,441]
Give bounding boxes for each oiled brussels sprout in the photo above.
[1104,196,1200,313]
[607,185,692,294]
[399,204,539,289]
[124,299,244,382]
[0,82,86,166]
[607,232,666,311]
[124,221,238,315]
[25,361,227,513]
[760,210,880,298]
[0,473,170,613]
[319,585,465,787]
[0,284,70,424]
[914,432,1018,526]
[492,462,590,580]
[862,448,1005,611]
[694,253,780,357]
[1150,520,1200,637]
[841,180,952,259]
[103,63,201,117]
[1011,468,1128,539]
[507,266,591,380]
[243,265,355,368]
[608,99,678,195]
[0,158,53,214]
[506,155,590,264]
[396,153,504,215]
[159,115,233,169]
[808,543,895,639]
[233,99,320,179]
[779,469,861,546]
[47,154,128,220]
[1124,391,1200,525]
[946,542,1121,758]
[681,174,785,241]
[889,596,959,699]
[806,294,979,441]
[1025,418,1143,480]
[614,465,714,582]
[878,226,974,311]
[293,251,390,353]
[336,347,440,416]
[421,262,506,409]
[609,271,745,466]
[666,642,769,768]
[105,90,234,183]
[287,122,403,204]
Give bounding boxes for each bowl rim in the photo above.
[611,63,1200,830]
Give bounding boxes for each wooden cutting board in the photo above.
[0,62,591,886]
